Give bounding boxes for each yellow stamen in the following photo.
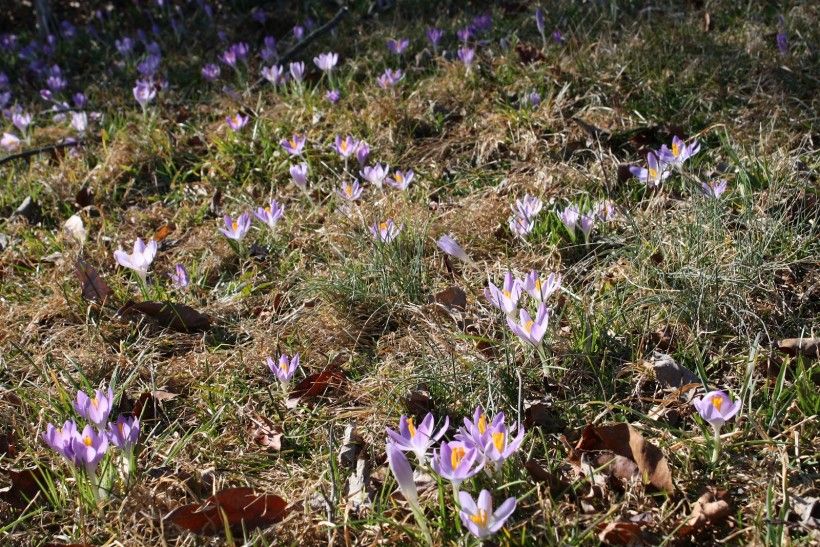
[450,446,466,469]
[535,278,542,292]
[118,423,125,435]
[477,414,487,434]
[290,139,298,149]
[91,397,99,408]
[379,222,388,232]
[407,417,417,438]
[672,142,680,157]
[648,168,658,179]
[502,289,511,298]
[492,431,505,452]
[265,206,271,214]
[394,173,403,183]
[470,509,488,527]
[345,185,353,197]
[83,436,93,447]
[232,221,239,231]
[340,140,348,152]
[523,320,534,333]
[711,396,723,411]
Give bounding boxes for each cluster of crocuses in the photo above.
[385,406,520,541]
[113,236,189,289]
[629,136,700,189]
[509,194,543,239]
[486,269,562,349]
[220,198,285,242]
[557,199,616,244]
[43,387,139,499]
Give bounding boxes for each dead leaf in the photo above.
[573,423,674,494]
[678,488,731,537]
[515,42,545,64]
[432,286,466,311]
[165,487,288,536]
[285,366,345,409]
[132,389,177,425]
[63,215,86,245]
[790,495,820,529]
[153,223,176,242]
[524,459,568,495]
[338,423,365,469]
[248,414,283,452]
[524,400,566,433]
[0,468,52,507]
[74,186,94,208]
[345,454,374,516]
[650,352,699,388]
[598,520,646,546]
[119,301,210,332]
[403,389,433,418]
[74,259,113,305]
[209,188,222,217]
[777,338,820,359]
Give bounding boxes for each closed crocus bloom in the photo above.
[313,52,338,72]
[226,112,248,131]
[288,61,305,83]
[431,441,483,489]
[515,194,542,221]
[114,237,157,283]
[701,179,728,199]
[337,180,363,201]
[535,8,546,35]
[133,79,156,109]
[333,134,358,158]
[386,38,409,55]
[387,442,419,509]
[261,65,286,86]
[169,264,189,288]
[437,234,471,263]
[289,162,308,189]
[484,272,521,316]
[74,388,114,430]
[325,89,341,104]
[255,198,285,230]
[693,391,741,431]
[1,132,20,151]
[427,27,443,49]
[506,303,550,347]
[280,134,306,156]
[71,424,108,472]
[594,199,617,222]
[355,142,370,165]
[71,111,88,133]
[386,413,449,465]
[219,212,251,240]
[523,270,561,302]
[578,214,595,242]
[43,419,79,462]
[107,415,139,452]
[629,151,670,188]
[12,111,31,132]
[267,353,300,385]
[387,169,414,190]
[360,163,389,188]
[458,490,517,539]
[483,422,525,473]
[458,47,475,67]
[371,219,402,243]
[509,213,535,238]
[659,136,700,168]
[558,204,580,233]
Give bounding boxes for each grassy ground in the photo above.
[1,0,818,545]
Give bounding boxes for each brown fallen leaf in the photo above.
[247,414,283,452]
[165,487,288,536]
[153,223,176,242]
[132,389,178,425]
[338,423,365,469]
[598,520,645,546]
[74,186,94,208]
[285,366,345,409]
[523,459,569,496]
[432,286,467,311]
[777,338,820,359]
[515,42,545,64]
[74,259,113,305]
[0,468,52,507]
[573,423,674,494]
[119,301,211,332]
[524,400,566,433]
[677,488,731,537]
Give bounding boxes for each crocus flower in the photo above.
[387,38,409,55]
[290,162,308,189]
[219,212,251,240]
[169,264,189,288]
[201,63,220,81]
[524,91,541,108]
[226,112,249,131]
[1,132,20,151]
[74,388,114,430]
[558,204,580,233]
[386,413,448,465]
[370,219,402,244]
[594,199,617,221]
[71,111,87,133]
[701,179,728,199]
[360,163,389,188]
[484,272,521,316]
[458,490,516,539]
[114,237,157,283]
[483,422,525,473]
[431,441,483,489]
[313,52,338,72]
[133,79,156,110]
[659,136,700,168]
[523,270,561,302]
[578,214,595,242]
[693,390,741,462]
[437,234,471,263]
[456,406,504,455]
[107,415,139,453]
[267,353,300,385]
[355,142,370,165]
[12,111,31,133]
[280,134,306,156]
[338,180,363,201]
[73,92,87,108]
[115,36,134,56]
[43,419,79,462]
[506,303,551,347]
[387,441,419,508]
[458,47,475,68]
[427,28,443,51]
[377,68,403,89]
[334,134,358,158]
[289,61,305,83]
[326,89,341,103]
[515,194,542,221]
[387,169,414,190]
[261,65,286,86]
[457,27,473,43]
[292,25,305,41]
[509,214,535,239]
[255,198,285,229]
[70,424,108,474]
[535,8,546,37]
[629,151,670,188]
[552,29,565,44]
[776,31,788,55]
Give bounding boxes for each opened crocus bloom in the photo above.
[484,272,521,316]
[261,65,286,86]
[219,212,251,240]
[370,219,402,244]
[255,199,285,230]
[334,135,358,158]
[509,213,535,238]
[387,169,414,190]
[693,390,741,431]
[386,413,449,464]
[629,151,670,188]
[506,303,550,347]
[431,440,483,489]
[337,180,363,201]
[377,68,403,89]
[43,419,79,462]
[267,353,300,385]
[523,270,561,302]
[458,490,517,539]
[313,51,338,72]
[360,163,389,188]
[701,179,727,199]
[226,113,249,131]
[107,415,140,453]
[1,132,21,151]
[70,424,108,474]
[74,388,114,430]
[515,194,543,221]
[660,136,700,168]
[483,423,525,473]
[114,237,157,283]
[280,134,306,156]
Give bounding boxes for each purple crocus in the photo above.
[288,61,305,83]
[578,214,595,243]
[523,271,561,302]
[386,413,449,464]
[701,179,728,199]
[458,47,476,68]
[71,424,108,475]
[370,219,402,244]
[535,8,546,38]
[74,388,114,430]
[115,36,134,56]
[629,151,670,188]
[1,132,21,151]
[456,406,504,455]
[226,112,249,131]
[267,353,300,386]
[280,134,306,156]
[458,490,516,539]
[169,264,189,288]
[506,303,551,347]
[289,162,308,189]
[387,442,419,510]
[594,199,617,222]
[457,27,473,43]
[552,29,565,44]
[387,38,409,55]
[558,204,580,234]
[427,28,444,51]
[355,142,370,165]
[201,63,220,81]
[483,422,525,473]
[107,415,140,453]
[484,272,522,316]
[137,54,161,77]
[326,89,341,104]
[523,91,541,108]
[334,134,358,158]
[292,25,305,41]
[776,31,788,56]
[515,194,543,221]
[360,163,389,188]
[437,234,471,264]
[377,68,403,89]
[338,180,363,201]
[659,136,700,168]
[73,92,87,108]
[509,214,535,239]
[387,169,414,190]
[313,52,338,72]
[114,237,157,283]
[431,441,483,489]
[693,390,741,462]
[43,419,79,462]
[133,79,156,110]
[12,111,31,133]
[255,198,285,229]
[261,65,287,86]
[219,212,251,240]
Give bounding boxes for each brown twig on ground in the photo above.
[0,140,85,167]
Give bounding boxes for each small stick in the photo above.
[0,140,84,167]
